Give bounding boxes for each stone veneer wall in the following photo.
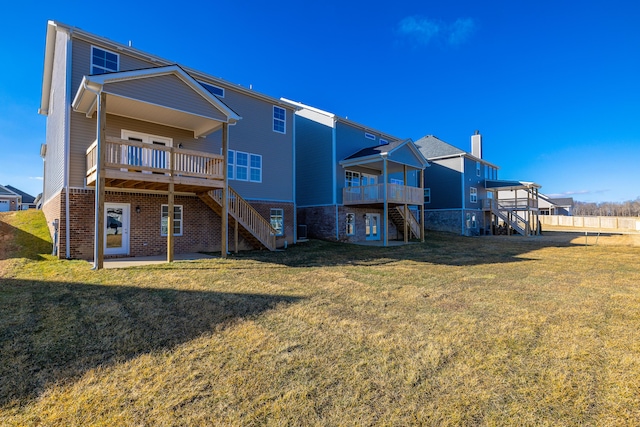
[424,209,487,236]
[51,188,294,260]
[298,205,399,243]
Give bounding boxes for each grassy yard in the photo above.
[1,210,639,426]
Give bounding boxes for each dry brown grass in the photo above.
[1,211,639,425]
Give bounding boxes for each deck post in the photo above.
[93,92,106,270]
[221,123,229,258]
[382,154,388,247]
[403,165,408,243]
[420,169,425,242]
[167,180,174,263]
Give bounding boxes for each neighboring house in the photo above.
[39,21,296,266]
[0,185,21,212]
[416,132,541,236]
[538,196,574,216]
[284,100,429,246]
[5,186,37,209]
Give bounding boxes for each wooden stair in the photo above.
[491,204,528,236]
[389,206,421,240]
[198,187,277,251]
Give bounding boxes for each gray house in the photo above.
[0,185,21,212]
[5,186,37,210]
[39,20,297,266]
[285,100,428,245]
[416,132,541,236]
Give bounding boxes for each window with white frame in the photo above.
[199,81,225,97]
[379,138,388,145]
[161,205,183,236]
[228,150,261,182]
[91,46,119,75]
[424,188,431,203]
[345,170,361,190]
[364,132,376,140]
[390,178,404,185]
[270,208,284,236]
[476,161,481,177]
[470,187,478,203]
[235,151,248,181]
[346,213,355,236]
[228,150,235,180]
[250,154,262,182]
[273,106,286,133]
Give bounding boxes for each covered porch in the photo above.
[73,65,241,269]
[483,180,541,236]
[339,139,429,246]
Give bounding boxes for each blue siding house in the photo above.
[284,100,428,245]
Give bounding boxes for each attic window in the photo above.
[200,81,225,97]
[91,46,119,75]
[365,132,376,140]
[379,138,388,145]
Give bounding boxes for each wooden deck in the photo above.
[86,137,224,193]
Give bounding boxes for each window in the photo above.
[424,188,431,203]
[346,213,355,236]
[273,106,286,133]
[235,151,248,180]
[228,150,235,180]
[345,170,360,188]
[364,132,376,140]
[379,138,388,145]
[91,46,119,75]
[476,161,481,177]
[390,178,404,185]
[270,209,284,236]
[228,150,261,182]
[161,205,183,236]
[470,187,478,203]
[250,154,262,182]
[199,81,225,97]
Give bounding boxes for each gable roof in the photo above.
[340,139,429,172]
[4,186,35,203]
[0,184,20,197]
[414,134,498,168]
[72,65,241,138]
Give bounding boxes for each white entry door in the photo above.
[365,213,381,241]
[105,203,130,255]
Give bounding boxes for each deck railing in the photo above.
[86,137,224,181]
[209,187,277,250]
[483,198,538,211]
[343,184,423,205]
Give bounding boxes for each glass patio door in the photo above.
[365,213,381,240]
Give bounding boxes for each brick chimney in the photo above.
[471,130,482,159]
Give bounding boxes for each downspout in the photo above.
[460,156,465,236]
[64,29,73,259]
[83,82,103,269]
[292,111,297,243]
[332,120,338,241]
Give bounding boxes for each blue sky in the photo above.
[1,0,638,203]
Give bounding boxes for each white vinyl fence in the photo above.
[539,215,640,232]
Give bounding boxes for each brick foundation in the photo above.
[424,209,487,236]
[43,188,294,260]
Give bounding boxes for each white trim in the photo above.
[104,203,130,255]
[249,153,262,183]
[91,45,120,74]
[161,204,183,236]
[121,129,173,147]
[234,150,249,181]
[270,208,284,236]
[273,105,286,134]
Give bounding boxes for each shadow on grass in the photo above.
[0,278,300,407]
[225,233,573,268]
[0,220,51,261]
